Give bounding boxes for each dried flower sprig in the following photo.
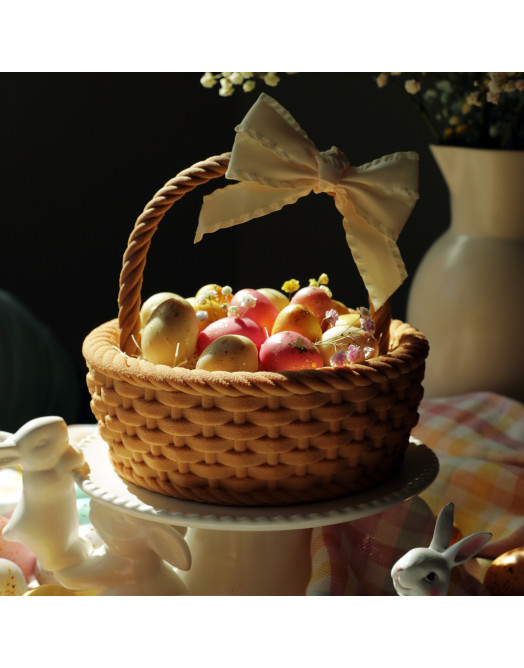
[375,72,524,149]
[195,285,233,324]
[200,72,285,97]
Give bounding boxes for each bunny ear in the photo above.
[429,502,455,553]
[444,532,493,567]
[145,525,192,572]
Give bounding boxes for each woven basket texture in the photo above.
[82,153,429,506]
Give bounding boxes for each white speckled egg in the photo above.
[0,557,27,596]
[196,335,259,372]
[141,296,199,366]
[140,292,181,328]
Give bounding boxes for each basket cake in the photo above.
[82,150,429,507]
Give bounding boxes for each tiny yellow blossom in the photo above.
[318,273,329,285]
[405,79,421,95]
[281,279,300,294]
[309,278,319,287]
[319,285,332,298]
[375,73,389,88]
[448,115,460,126]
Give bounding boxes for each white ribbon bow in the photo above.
[195,93,419,310]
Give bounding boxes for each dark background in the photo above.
[1,72,448,425]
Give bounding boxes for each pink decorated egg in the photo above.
[290,286,333,322]
[197,316,266,355]
[0,515,37,582]
[259,331,324,372]
[229,289,279,334]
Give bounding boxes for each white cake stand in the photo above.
[75,432,439,595]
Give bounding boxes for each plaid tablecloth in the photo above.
[307,391,524,595]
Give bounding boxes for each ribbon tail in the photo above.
[341,212,407,311]
[195,181,310,243]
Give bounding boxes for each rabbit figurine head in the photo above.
[391,502,492,596]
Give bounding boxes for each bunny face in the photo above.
[391,503,492,596]
[391,548,450,596]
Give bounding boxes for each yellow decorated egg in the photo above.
[317,325,379,365]
[335,312,361,328]
[196,335,259,372]
[140,292,181,328]
[141,296,199,366]
[271,304,322,343]
[257,288,290,312]
[24,584,79,596]
[187,296,227,332]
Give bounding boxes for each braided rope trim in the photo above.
[83,318,428,398]
[118,153,231,355]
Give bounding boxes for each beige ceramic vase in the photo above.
[407,145,524,403]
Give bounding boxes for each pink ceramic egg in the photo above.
[0,515,37,582]
[197,316,267,355]
[229,289,279,334]
[259,331,324,372]
[290,286,333,322]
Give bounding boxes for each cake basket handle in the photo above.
[117,152,392,356]
[117,153,231,356]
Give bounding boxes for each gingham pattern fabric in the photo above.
[306,392,524,595]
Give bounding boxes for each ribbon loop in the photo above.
[196,93,419,310]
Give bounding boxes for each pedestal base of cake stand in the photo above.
[75,433,439,595]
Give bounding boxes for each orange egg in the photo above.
[271,304,322,342]
[330,299,350,315]
[187,296,227,332]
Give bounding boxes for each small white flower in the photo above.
[221,286,232,296]
[196,310,208,322]
[200,72,217,88]
[219,78,234,97]
[229,72,244,85]
[404,79,421,95]
[263,72,280,87]
[240,294,257,309]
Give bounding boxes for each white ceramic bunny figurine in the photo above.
[391,502,492,596]
[0,416,192,595]
[53,499,192,596]
[0,416,91,572]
